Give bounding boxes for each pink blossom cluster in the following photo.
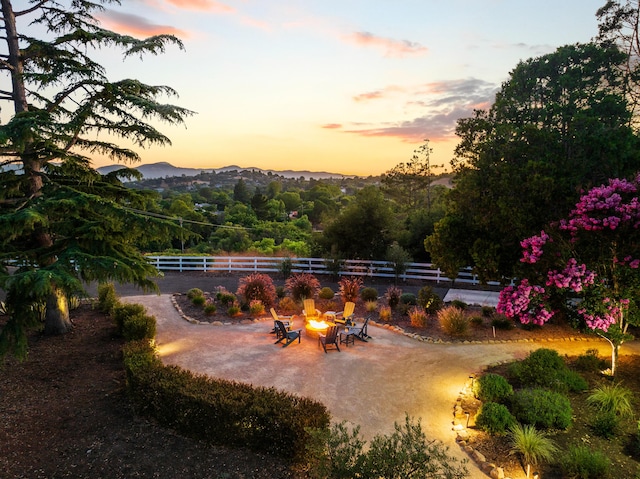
[559,178,640,234]
[546,258,596,292]
[497,279,554,325]
[577,298,628,332]
[520,230,550,264]
[614,255,640,269]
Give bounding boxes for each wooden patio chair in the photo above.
[273,320,302,348]
[303,298,321,321]
[334,301,355,326]
[318,325,340,353]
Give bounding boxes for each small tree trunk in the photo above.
[526,463,531,478]
[44,287,72,335]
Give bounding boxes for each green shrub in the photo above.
[417,286,442,314]
[408,306,427,328]
[508,348,586,392]
[491,315,514,330]
[559,444,611,479]
[278,296,297,313]
[227,304,241,316]
[191,295,206,306]
[449,299,468,310]
[365,300,378,313]
[275,285,286,299]
[318,287,335,300]
[249,300,265,316]
[338,277,363,303]
[400,293,417,305]
[587,383,634,419]
[473,373,513,403]
[286,273,321,301]
[217,292,236,306]
[475,402,516,435]
[437,306,469,336]
[469,315,483,326]
[113,303,146,335]
[97,282,118,314]
[572,349,607,373]
[122,313,157,342]
[481,305,495,317]
[361,287,378,302]
[385,285,402,308]
[591,410,619,439]
[236,273,277,308]
[279,257,293,279]
[187,288,204,299]
[307,415,468,479]
[203,302,217,315]
[511,388,573,429]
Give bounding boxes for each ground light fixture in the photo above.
[464,411,470,428]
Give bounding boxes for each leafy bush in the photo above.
[187,288,204,300]
[469,315,483,326]
[361,287,378,302]
[113,303,146,335]
[338,277,363,303]
[475,402,516,435]
[437,306,469,336]
[408,306,427,328]
[417,286,442,314]
[306,415,468,479]
[122,313,157,342]
[191,295,206,306]
[508,348,587,392]
[449,299,468,310]
[318,287,335,300]
[511,388,573,429]
[236,273,277,308]
[591,410,619,439]
[385,286,402,308]
[481,305,495,317]
[203,302,217,315]
[278,296,297,313]
[559,444,611,479]
[217,291,236,307]
[473,373,513,403]
[491,315,514,330]
[378,305,392,322]
[279,256,293,279]
[572,349,607,372]
[227,303,241,316]
[286,273,321,301]
[365,300,378,313]
[97,282,118,314]
[400,293,417,305]
[249,300,265,316]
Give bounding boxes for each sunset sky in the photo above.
[86,1,603,175]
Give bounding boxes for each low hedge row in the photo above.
[108,286,330,464]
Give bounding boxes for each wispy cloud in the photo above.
[332,78,498,142]
[163,0,234,12]
[99,10,187,38]
[344,31,428,57]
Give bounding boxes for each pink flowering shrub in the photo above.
[497,279,554,326]
[546,258,595,291]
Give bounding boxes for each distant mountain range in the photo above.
[96,162,353,180]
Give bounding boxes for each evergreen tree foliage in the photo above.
[0,0,192,358]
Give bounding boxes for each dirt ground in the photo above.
[0,304,297,479]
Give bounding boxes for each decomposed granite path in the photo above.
[126,294,640,479]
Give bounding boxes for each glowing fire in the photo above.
[307,319,330,332]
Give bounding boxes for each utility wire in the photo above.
[124,207,256,230]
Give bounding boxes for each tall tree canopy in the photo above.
[425,42,640,282]
[0,0,192,359]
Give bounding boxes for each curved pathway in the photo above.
[128,294,640,479]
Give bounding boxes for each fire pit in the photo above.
[305,319,334,338]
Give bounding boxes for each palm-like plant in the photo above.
[509,423,558,478]
[587,383,634,418]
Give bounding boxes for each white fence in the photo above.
[146,255,505,286]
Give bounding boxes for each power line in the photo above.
[124,207,255,231]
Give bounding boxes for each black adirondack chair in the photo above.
[318,325,340,353]
[350,317,370,342]
[274,320,302,348]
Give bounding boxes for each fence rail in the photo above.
[146,255,507,286]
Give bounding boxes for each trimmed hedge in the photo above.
[123,342,329,462]
[508,348,588,393]
[475,402,516,435]
[511,388,573,429]
[473,373,513,404]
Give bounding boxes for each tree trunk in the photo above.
[43,287,72,335]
